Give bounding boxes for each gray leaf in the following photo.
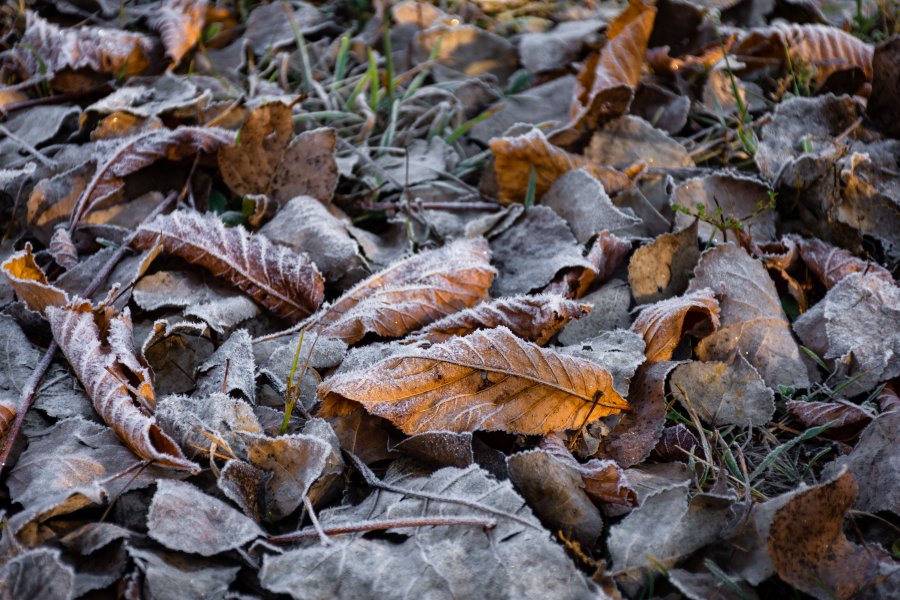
[670,356,775,427]
[196,330,256,403]
[0,548,75,600]
[128,545,240,600]
[671,174,776,244]
[560,329,646,398]
[557,279,633,345]
[542,169,642,243]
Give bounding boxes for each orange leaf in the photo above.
[151,0,207,66]
[1,243,69,315]
[308,238,495,345]
[132,210,324,323]
[631,288,721,363]
[318,326,630,435]
[46,301,197,471]
[0,401,16,441]
[545,231,632,299]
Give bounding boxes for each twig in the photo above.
[302,495,331,545]
[0,124,58,169]
[267,515,497,543]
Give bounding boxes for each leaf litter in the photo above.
[0,1,898,598]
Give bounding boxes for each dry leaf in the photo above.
[557,279,632,345]
[791,235,893,290]
[128,546,240,600]
[1,243,69,314]
[218,103,338,205]
[519,20,603,74]
[585,116,693,170]
[559,328,646,398]
[319,326,629,435]
[540,435,636,509]
[652,423,700,462]
[0,399,15,440]
[132,210,324,323]
[0,549,75,600]
[46,301,198,471]
[413,25,518,84]
[410,293,589,345]
[628,219,700,304]
[786,399,873,440]
[544,230,632,300]
[671,174,776,245]
[689,244,810,389]
[867,37,900,136]
[564,0,656,139]
[489,128,632,205]
[151,0,208,66]
[631,288,720,363]
[670,356,775,427]
[71,126,235,226]
[49,227,79,270]
[307,237,494,344]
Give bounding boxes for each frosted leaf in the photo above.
[544,231,631,300]
[786,399,873,440]
[128,545,240,599]
[791,235,893,290]
[244,1,319,55]
[372,137,458,187]
[560,328,646,398]
[668,568,758,600]
[558,279,633,345]
[217,459,270,521]
[671,174,776,244]
[519,20,603,73]
[585,116,693,170]
[628,219,700,304]
[689,244,809,389]
[260,463,600,600]
[85,74,212,118]
[413,25,518,84]
[307,237,494,345]
[0,548,75,600]
[631,288,720,363]
[142,321,214,396]
[156,392,262,460]
[150,0,207,66]
[1,243,69,314]
[469,76,576,144]
[670,356,775,427]
[132,210,324,323]
[539,435,636,509]
[0,104,79,163]
[541,169,641,243]
[256,332,347,389]
[147,479,263,556]
[390,431,474,468]
[195,329,256,403]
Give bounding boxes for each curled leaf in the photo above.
[319,326,629,435]
[1,243,69,314]
[791,235,893,289]
[786,399,872,440]
[47,302,197,471]
[631,288,720,363]
[0,400,16,440]
[308,238,494,344]
[132,210,324,323]
[49,228,79,270]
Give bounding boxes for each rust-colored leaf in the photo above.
[565,0,656,137]
[71,126,235,227]
[631,289,720,363]
[132,210,324,323]
[318,326,630,435]
[46,301,197,471]
[540,435,636,509]
[1,243,69,314]
[411,294,590,345]
[786,400,873,440]
[151,0,207,66]
[49,228,78,270]
[791,235,893,290]
[489,128,632,205]
[544,231,632,300]
[0,400,16,441]
[307,238,495,345]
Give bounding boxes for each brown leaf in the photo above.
[786,399,873,440]
[867,37,900,137]
[545,231,632,299]
[0,400,16,440]
[671,174,776,245]
[150,0,207,66]
[132,210,324,323]
[8,11,157,81]
[564,0,656,139]
[1,243,69,314]
[631,288,720,363]
[670,356,775,427]
[46,301,197,471]
[791,235,893,290]
[489,128,632,205]
[319,326,630,435]
[307,238,494,345]
[540,435,636,509]
[651,423,700,462]
[49,228,78,270]
[410,293,590,345]
[218,103,338,205]
[72,127,235,226]
[628,220,700,305]
[768,469,893,600]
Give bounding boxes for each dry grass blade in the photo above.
[132,210,324,323]
[319,326,630,435]
[307,238,495,344]
[46,301,197,471]
[150,0,208,67]
[631,288,720,363]
[1,243,69,314]
[70,127,235,227]
[411,294,590,345]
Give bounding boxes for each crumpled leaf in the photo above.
[72,126,234,226]
[410,293,590,345]
[147,479,263,556]
[7,11,157,81]
[631,288,720,363]
[47,302,197,471]
[540,434,637,509]
[218,103,338,205]
[0,399,15,440]
[628,219,700,304]
[671,174,776,244]
[562,0,656,140]
[0,548,75,600]
[767,469,896,600]
[132,210,324,323]
[823,410,899,515]
[489,128,632,205]
[84,74,212,119]
[794,272,900,394]
[1,243,69,314]
[670,356,775,427]
[150,0,207,66]
[689,244,810,389]
[791,235,893,290]
[260,463,600,600]
[49,227,78,270]
[156,390,261,457]
[0,104,79,166]
[306,237,494,345]
[319,326,629,435]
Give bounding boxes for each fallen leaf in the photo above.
[195,329,256,402]
[671,174,776,244]
[557,279,633,345]
[147,479,263,556]
[866,36,900,136]
[410,293,590,345]
[560,328,646,398]
[390,431,474,469]
[668,567,759,600]
[540,434,637,509]
[791,235,893,289]
[0,399,15,440]
[217,459,270,522]
[217,103,338,205]
[150,0,207,66]
[628,219,700,304]
[1,243,69,314]
[489,128,632,205]
[48,227,78,270]
[243,1,319,56]
[0,548,75,600]
[132,210,325,323]
[519,20,604,74]
[307,237,494,344]
[469,76,576,144]
[413,25,518,84]
[585,115,693,170]
[786,399,873,440]
[651,423,700,462]
[670,356,775,427]
[319,326,629,435]
[689,244,810,389]
[631,288,720,363]
[128,545,240,600]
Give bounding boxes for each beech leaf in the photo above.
[132,210,324,323]
[319,326,630,435]
[628,220,700,304]
[670,356,775,427]
[631,288,720,363]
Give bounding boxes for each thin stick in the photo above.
[302,495,330,545]
[0,124,57,169]
[268,515,497,543]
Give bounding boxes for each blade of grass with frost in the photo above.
[333,34,350,83]
[367,49,379,111]
[279,329,305,435]
[379,99,400,155]
[294,111,364,123]
[750,420,837,482]
[703,560,753,600]
[524,165,537,207]
[800,345,830,370]
[384,28,395,101]
[445,104,504,144]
